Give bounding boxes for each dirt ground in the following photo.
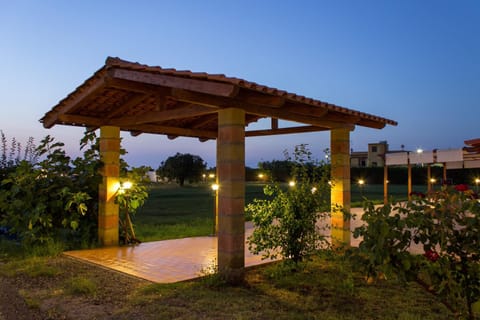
[0,256,149,320]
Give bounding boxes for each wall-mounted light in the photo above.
[288,180,296,187]
[211,183,219,191]
[118,181,133,194]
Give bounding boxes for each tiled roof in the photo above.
[41,57,397,139]
[104,57,397,126]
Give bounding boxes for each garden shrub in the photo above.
[0,135,97,247]
[351,185,480,319]
[0,130,149,249]
[247,145,331,266]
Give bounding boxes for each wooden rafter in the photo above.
[107,92,150,118]
[43,77,107,128]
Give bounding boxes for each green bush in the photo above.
[247,145,331,265]
[0,130,149,249]
[0,135,95,247]
[351,185,480,319]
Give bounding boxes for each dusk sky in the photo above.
[1,1,479,168]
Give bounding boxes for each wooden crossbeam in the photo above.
[121,123,217,139]
[246,125,329,137]
[171,89,353,129]
[109,105,217,126]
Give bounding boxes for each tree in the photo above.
[159,153,206,186]
[258,159,293,182]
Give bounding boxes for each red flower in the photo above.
[424,250,439,262]
[455,184,469,192]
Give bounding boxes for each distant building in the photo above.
[351,141,389,167]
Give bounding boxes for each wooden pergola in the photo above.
[41,57,396,281]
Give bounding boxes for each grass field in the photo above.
[134,182,428,242]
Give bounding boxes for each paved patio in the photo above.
[65,207,423,283]
[64,221,275,283]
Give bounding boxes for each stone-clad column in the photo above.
[217,108,245,283]
[330,128,351,247]
[98,126,120,246]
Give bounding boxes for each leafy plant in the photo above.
[0,130,148,249]
[116,167,149,244]
[0,135,93,247]
[351,185,480,319]
[247,145,331,266]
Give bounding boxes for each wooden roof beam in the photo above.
[236,88,285,107]
[121,123,217,139]
[188,114,217,129]
[110,105,217,126]
[356,118,386,129]
[171,89,353,129]
[109,68,239,97]
[282,102,328,117]
[106,77,173,95]
[57,114,104,127]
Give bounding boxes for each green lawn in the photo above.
[134,183,268,241]
[129,253,454,319]
[0,252,456,319]
[134,182,428,242]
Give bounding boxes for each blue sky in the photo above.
[1,1,479,168]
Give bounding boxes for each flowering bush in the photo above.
[423,250,439,263]
[351,185,480,319]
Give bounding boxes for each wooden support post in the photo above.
[427,164,432,192]
[330,128,351,247]
[98,126,120,246]
[217,108,245,283]
[443,163,447,185]
[407,153,412,201]
[383,165,388,204]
